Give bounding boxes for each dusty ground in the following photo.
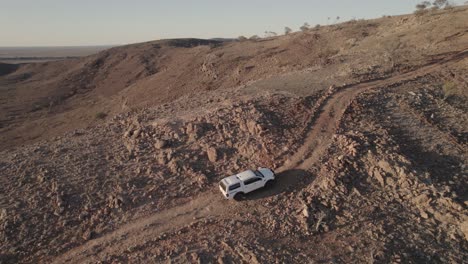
[0,6,467,264]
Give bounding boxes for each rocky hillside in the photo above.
[1,6,467,150]
[0,5,467,264]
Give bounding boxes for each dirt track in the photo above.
[51,49,468,263]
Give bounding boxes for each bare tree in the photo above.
[415,1,431,14]
[284,27,292,35]
[432,0,448,8]
[416,1,431,10]
[444,2,454,9]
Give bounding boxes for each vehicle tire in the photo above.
[234,192,245,201]
[265,180,275,189]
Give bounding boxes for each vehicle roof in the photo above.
[222,175,241,186]
[236,170,257,181]
[222,169,264,186]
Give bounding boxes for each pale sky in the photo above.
[0,0,462,46]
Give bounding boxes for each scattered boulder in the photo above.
[420,210,429,219]
[372,168,386,187]
[123,129,133,138]
[207,147,219,162]
[247,120,262,135]
[168,159,180,173]
[132,128,142,139]
[460,220,468,241]
[107,195,124,209]
[301,205,310,218]
[37,174,46,183]
[186,122,204,140]
[413,193,431,206]
[377,159,395,176]
[82,229,95,241]
[186,123,197,135]
[0,209,7,221]
[154,139,168,149]
[156,153,168,164]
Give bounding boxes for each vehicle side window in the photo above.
[254,170,264,177]
[229,183,241,191]
[244,177,261,185]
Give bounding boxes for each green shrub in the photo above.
[442,82,464,100]
[95,112,107,119]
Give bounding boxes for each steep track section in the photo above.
[52,50,468,264]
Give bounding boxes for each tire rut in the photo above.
[52,49,468,263]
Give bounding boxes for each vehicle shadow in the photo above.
[242,169,315,201]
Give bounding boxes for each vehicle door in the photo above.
[243,177,263,193]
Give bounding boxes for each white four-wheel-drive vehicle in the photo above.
[219,167,275,200]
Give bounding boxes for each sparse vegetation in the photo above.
[415,1,431,14]
[432,0,448,9]
[416,0,455,14]
[238,36,247,41]
[249,35,260,40]
[314,211,326,232]
[95,112,107,119]
[1,7,468,263]
[284,27,292,35]
[444,1,455,10]
[442,81,462,100]
[300,22,310,32]
[264,31,277,38]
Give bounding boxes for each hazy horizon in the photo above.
[1,0,464,47]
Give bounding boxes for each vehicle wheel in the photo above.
[234,192,245,201]
[265,180,275,189]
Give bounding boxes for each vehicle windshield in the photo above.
[219,180,227,191]
[254,170,264,177]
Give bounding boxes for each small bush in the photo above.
[284,27,292,35]
[414,9,428,15]
[95,112,107,119]
[264,31,277,37]
[444,3,454,10]
[249,35,260,40]
[442,82,462,99]
[300,22,310,32]
[432,0,448,9]
[238,36,247,41]
[416,1,431,9]
[414,0,454,13]
[415,1,431,14]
